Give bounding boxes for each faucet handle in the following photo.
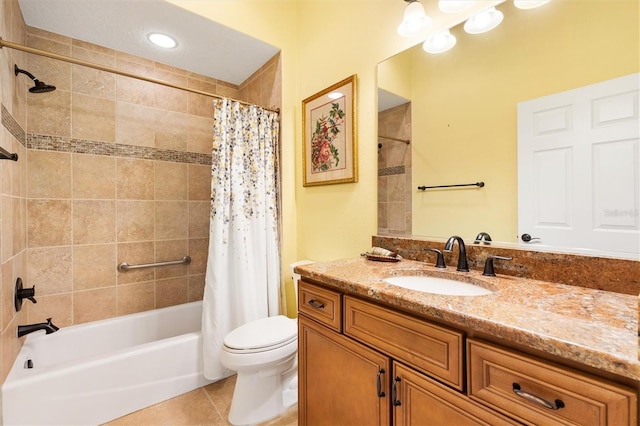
[425,248,446,268]
[483,255,512,276]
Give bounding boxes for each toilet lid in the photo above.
[224,315,297,351]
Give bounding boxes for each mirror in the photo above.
[377,0,639,257]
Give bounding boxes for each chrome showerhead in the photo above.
[14,64,56,93]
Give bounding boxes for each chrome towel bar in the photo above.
[118,256,191,272]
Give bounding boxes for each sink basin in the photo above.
[384,276,493,296]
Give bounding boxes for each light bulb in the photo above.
[423,30,457,54]
[464,7,503,34]
[397,1,432,37]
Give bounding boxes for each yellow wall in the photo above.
[408,0,639,242]
[169,0,501,316]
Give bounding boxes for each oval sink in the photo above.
[384,276,493,296]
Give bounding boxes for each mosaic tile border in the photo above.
[1,104,26,146]
[27,134,212,165]
[378,165,405,176]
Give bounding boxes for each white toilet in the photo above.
[220,260,313,425]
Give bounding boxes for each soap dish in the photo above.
[361,252,402,262]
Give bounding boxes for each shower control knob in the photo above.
[14,278,37,312]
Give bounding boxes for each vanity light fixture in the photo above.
[397,0,432,37]
[514,0,551,9]
[463,6,504,34]
[423,30,457,54]
[147,32,177,49]
[438,0,476,14]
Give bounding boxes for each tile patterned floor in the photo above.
[102,375,298,426]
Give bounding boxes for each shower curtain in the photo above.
[202,99,281,380]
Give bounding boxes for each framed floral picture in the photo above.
[302,75,357,186]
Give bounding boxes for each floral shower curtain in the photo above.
[202,99,281,380]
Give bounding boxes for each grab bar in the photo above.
[417,181,484,191]
[118,256,191,272]
[0,146,18,161]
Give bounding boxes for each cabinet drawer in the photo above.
[344,296,464,390]
[467,339,638,426]
[298,281,342,332]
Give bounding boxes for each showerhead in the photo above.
[14,65,56,93]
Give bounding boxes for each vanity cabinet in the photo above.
[298,280,515,425]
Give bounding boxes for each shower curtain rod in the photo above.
[0,38,280,113]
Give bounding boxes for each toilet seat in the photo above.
[223,316,297,354]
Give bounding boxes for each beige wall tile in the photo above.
[188,201,210,239]
[155,161,187,201]
[188,274,205,302]
[114,102,156,148]
[155,239,188,280]
[187,92,215,118]
[27,246,72,295]
[116,241,154,285]
[155,201,188,240]
[73,154,116,199]
[27,199,72,247]
[116,73,155,108]
[73,287,116,324]
[1,196,13,262]
[26,90,72,137]
[71,93,116,142]
[188,164,211,201]
[73,244,116,290]
[116,200,154,242]
[71,65,116,99]
[1,260,13,331]
[117,281,154,315]
[187,115,213,155]
[153,84,188,114]
[155,277,188,309]
[116,158,154,200]
[26,292,72,327]
[188,238,208,275]
[154,110,188,151]
[26,150,72,199]
[73,200,116,244]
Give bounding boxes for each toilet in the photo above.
[220,260,314,425]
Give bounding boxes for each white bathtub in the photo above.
[2,301,214,425]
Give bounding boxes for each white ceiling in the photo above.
[17,0,280,85]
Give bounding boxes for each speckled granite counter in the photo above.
[295,257,639,382]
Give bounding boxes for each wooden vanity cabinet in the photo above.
[298,280,515,425]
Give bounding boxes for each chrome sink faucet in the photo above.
[444,236,469,272]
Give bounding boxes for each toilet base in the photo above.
[227,356,298,425]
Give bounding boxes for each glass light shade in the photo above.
[514,0,551,9]
[463,7,504,34]
[423,30,457,54]
[397,1,432,37]
[438,0,476,14]
[147,33,177,48]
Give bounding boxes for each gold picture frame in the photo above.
[302,75,357,186]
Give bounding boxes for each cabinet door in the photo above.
[299,316,391,426]
[393,362,518,426]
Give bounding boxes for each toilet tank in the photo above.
[289,260,314,302]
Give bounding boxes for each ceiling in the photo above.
[17,0,280,85]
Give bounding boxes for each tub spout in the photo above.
[17,318,59,337]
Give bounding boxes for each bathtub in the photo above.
[2,301,215,425]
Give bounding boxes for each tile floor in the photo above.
[102,375,298,426]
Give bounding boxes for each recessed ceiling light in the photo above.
[147,33,177,49]
[328,92,343,100]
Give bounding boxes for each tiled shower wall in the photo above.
[0,2,281,382]
[377,102,411,235]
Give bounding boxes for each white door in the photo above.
[518,73,640,258]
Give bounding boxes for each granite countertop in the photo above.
[295,257,640,381]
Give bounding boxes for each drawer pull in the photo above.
[308,299,325,309]
[376,368,385,397]
[512,383,565,410]
[392,377,402,406]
